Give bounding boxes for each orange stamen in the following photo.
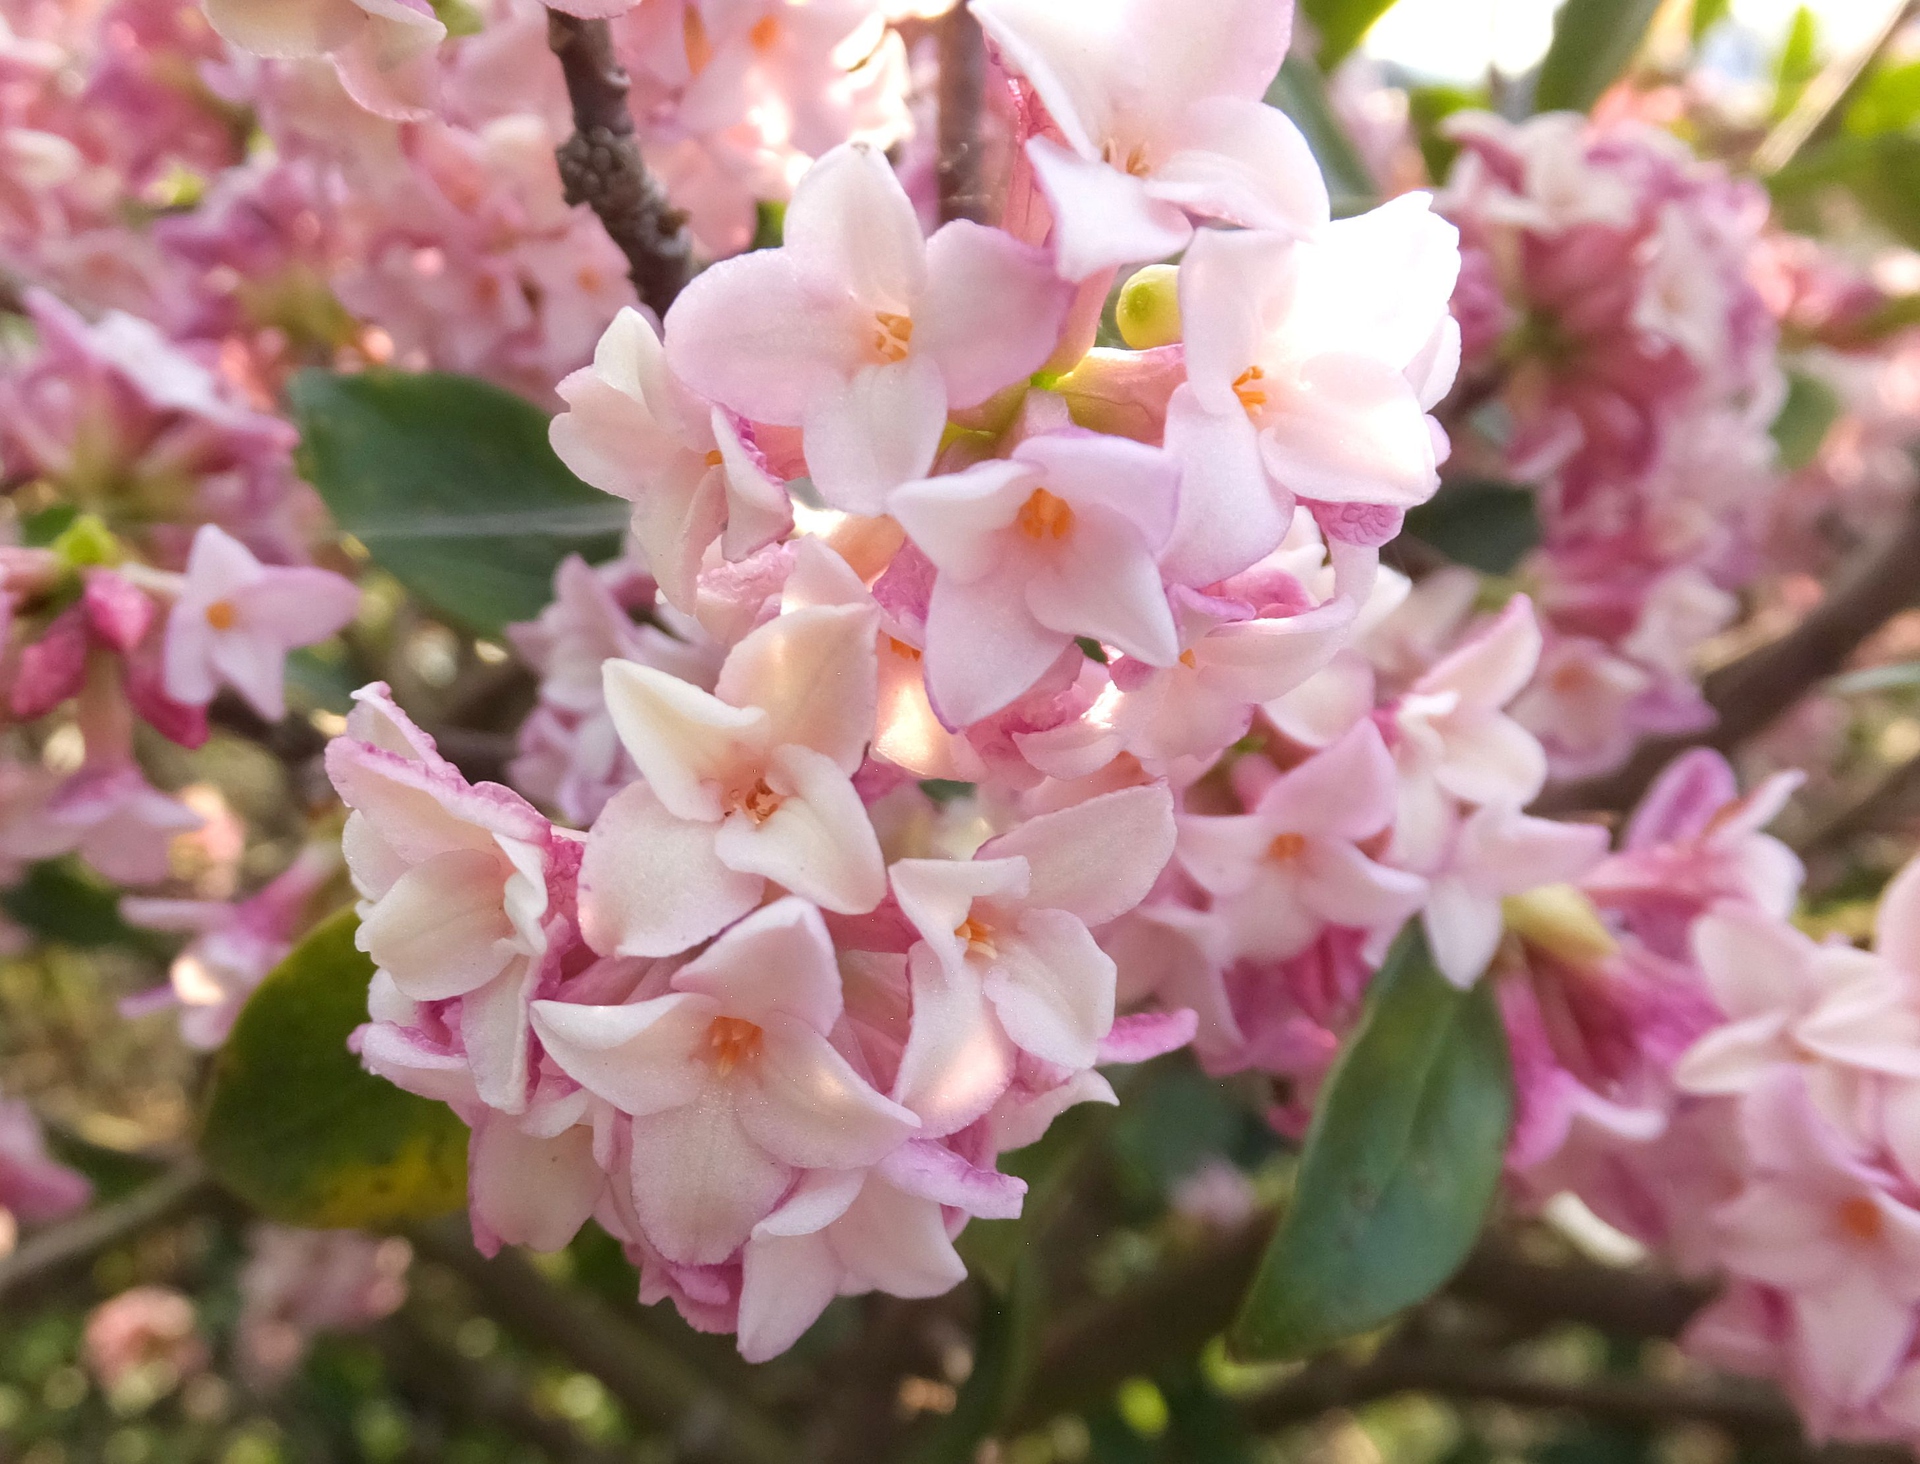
[1233,365,1269,417]
[706,1016,763,1076]
[1838,1195,1885,1244]
[872,311,914,363]
[1268,832,1307,862]
[205,600,237,631]
[1016,488,1074,542]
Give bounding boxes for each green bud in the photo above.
[1115,264,1182,350]
[51,513,121,570]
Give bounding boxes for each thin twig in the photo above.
[1539,488,1920,815]
[936,5,991,224]
[1239,1348,1801,1443]
[547,11,693,317]
[0,1160,212,1304]
[409,1219,793,1464]
[1795,752,1920,867]
[1755,0,1920,175]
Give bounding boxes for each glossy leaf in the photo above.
[4,859,168,954]
[1534,0,1663,114]
[1302,0,1401,70]
[201,908,470,1227]
[289,369,626,636]
[1231,924,1514,1360]
[1402,479,1540,574]
[1770,370,1842,471]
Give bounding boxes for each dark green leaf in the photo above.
[1774,132,1920,251]
[1409,84,1487,183]
[4,859,168,954]
[1770,370,1842,471]
[20,505,77,548]
[1302,0,1401,70]
[1402,479,1540,574]
[289,369,626,636]
[918,779,977,805]
[1075,635,1110,664]
[1774,6,1820,119]
[1534,0,1663,114]
[201,908,470,1227]
[1231,924,1514,1361]
[1266,56,1377,213]
[751,199,787,251]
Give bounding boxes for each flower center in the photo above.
[1233,365,1269,420]
[748,14,780,51]
[683,7,713,72]
[704,449,725,468]
[1016,488,1074,542]
[726,777,784,824]
[706,1016,763,1077]
[204,599,237,631]
[954,915,995,957]
[887,636,922,662]
[1837,1194,1885,1244]
[1268,832,1307,862]
[872,311,914,363]
[1179,649,1198,669]
[1102,140,1152,177]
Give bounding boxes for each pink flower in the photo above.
[889,783,1176,1126]
[202,0,446,120]
[1178,195,1461,522]
[889,432,1180,726]
[1715,1072,1920,1414]
[971,0,1328,280]
[0,762,202,887]
[83,1286,208,1398]
[579,601,886,957]
[550,308,789,613]
[164,525,360,722]
[0,1100,91,1244]
[1176,721,1426,963]
[235,1226,411,1389]
[665,142,1072,514]
[532,899,919,1266]
[327,684,574,1114]
[1421,805,1609,987]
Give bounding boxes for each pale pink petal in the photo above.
[803,357,947,516]
[739,1015,918,1168]
[1255,717,1397,841]
[737,1229,838,1363]
[1417,595,1541,709]
[1795,978,1920,1076]
[1285,194,1461,369]
[601,660,768,823]
[1148,97,1328,237]
[718,604,880,772]
[1174,814,1271,898]
[891,945,1017,1136]
[1457,807,1607,895]
[1016,432,1181,550]
[358,848,513,1001]
[1257,353,1438,507]
[1422,878,1501,988]
[1672,1014,1795,1094]
[1692,908,1818,1019]
[889,459,1034,584]
[915,222,1072,406]
[890,856,1030,975]
[673,897,844,1035]
[470,1118,602,1254]
[531,992,714,1117]
[782,142,927,308]
[985,908,1117,1069]
[1878,854,1920,978]
[714,410,793,562]
[1179,227,1294,420]
[713,744,886,914]
[232,568,361,650]
[982,783,1176,927]
[831,1179,968,1297]
[579,785,763,958]
[1793,1273,1918,1410]
[1026,137,1192,281]
[628,1090,791,1265]
[1432,711,1548,807]
[1299,840,1428,929]
[1159,386,1287,586]
[879,1140,1026,1219]
[1025,507,1179,665]
[1097,1009,1198,1064]
[461,960,538,1113]
[922,567,1068,727]
[203,0,361,57]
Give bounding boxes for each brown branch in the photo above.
[1539,489,1920,815]
[1239,1348,1802,1443]
[1449,1239,1714,1341]
[936,5,991,224]
[409,1219,793,1464]
[0,1160,212,1304]
[547,11,693,317]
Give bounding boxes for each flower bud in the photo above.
[1501,883,1618,967]
[1116,264,1182,349]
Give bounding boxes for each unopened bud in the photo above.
[1116,264,1182,350]
[1501,884,1618,966]
[51,513,121,570]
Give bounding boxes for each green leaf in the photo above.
[1402,479,1540,574]
[1408,84,1487,183]
[1770,370,1842,471]
[1231,924,1514,1361]
[1534,0,1663,114]
[289,369,627,636]
[1302,0,1401,70]
[1844,58,1920,137]
[201,908,469,1227]
[3,860,168,954]
[1266,56,1377,213]
[1690,0,1731,44]
[1773,5,1820,119]
[1774,132,1920,251]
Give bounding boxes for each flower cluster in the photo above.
[1438,111,1785,778]
[333,0,1473,1358]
